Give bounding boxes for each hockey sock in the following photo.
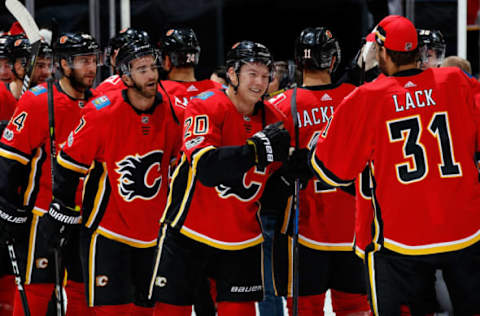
[91,303,133,316]
[0,275,15,316]
[287,293,326,316]
[153,303,192,316]
[65,280,92,316]
[13,283,54,316]
[131,305,154,316]
[216,301,256,316]
[330,289,371,316]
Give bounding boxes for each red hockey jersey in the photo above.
[57,89,182,247]
[0,82,17,121]
[162,89,286,250]
[0,82,95,214]
[94,74,126,94]
[271,83,356,251]
[312,67,480,255]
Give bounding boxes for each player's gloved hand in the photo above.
[279,148,314,189]
[0,196,29,244]
[356,39,377,71]
[247,121,291,169]
[38,198,81,250]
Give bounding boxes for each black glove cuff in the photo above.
[48,202,81,225]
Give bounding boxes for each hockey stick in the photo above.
[6,241,31,316]
[290,85,300,316]
[5,0,42,96]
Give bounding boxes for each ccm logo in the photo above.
[96,275,109,287]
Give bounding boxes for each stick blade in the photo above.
[5,0,41,43]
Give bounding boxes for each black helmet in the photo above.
[226,40,273,71]
[159,27,200,67]
[0,35,11,59]
[417,29,446,68]
[56,32,99,59]
[116,38,158,75]
[295,27,341,73]
[9,35,30,64]
[105,28,150,67]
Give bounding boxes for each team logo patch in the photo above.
[141,116,149,124]
[193,91,214,101]
[2,128,13,141]
[59,36,68,44]
[155,276,167,287]
[166,29,174,36]
[30,85,47,96]
[96,275,108,287]
[116,150,164,202]
[92,96,111,110]
[185,136,204,150]
[405,42,413,51]
[35,258,48,269]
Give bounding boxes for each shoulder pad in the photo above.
[92,95,111,110]
[30,85,47,96]
[192,91,214,101]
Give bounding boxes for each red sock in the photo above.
[13,283,54,316]
[91,304,133,316]
[0,275,15,316]
[330,289,371,316]
[153,303,191,316]
[216,301,256,316]
[287,293,326,316]
[131,305,154,316]
[65,281,91,316]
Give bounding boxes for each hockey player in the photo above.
[158,28,222,109]
[417,29,446,70]
[95,27,150,94]
[0,32,100,316]
[38,37,182,316]
[309,15,480,315]
[151,40,291,316]
[268,27,370,316]
[6,35,52,99]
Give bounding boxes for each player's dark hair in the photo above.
[386,47,419,67]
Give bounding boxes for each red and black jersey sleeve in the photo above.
[0,82,16,121]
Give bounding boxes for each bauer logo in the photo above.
[93,96,111,110]
[155,276,167,287]
[230,285,262,293]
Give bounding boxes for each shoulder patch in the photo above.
[92,95,111,110]
[30,85,47,96]
[193,91,214,101]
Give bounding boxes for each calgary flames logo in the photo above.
[215,168,264,202]
[115,150,164,202]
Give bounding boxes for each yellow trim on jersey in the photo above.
[23,148,43,206]
[25,214,40,284]
[179,226,263,250]
[32,206,47,217]
[171,146,215,227]
[57,153,89,174]
[383,229,480,255]
[298,235,354,251]
[287,236,293,297]
[367,252,379,316]
[280,196,292,234]
[85,162,107,228]
[355,246,366,260]
[148,224,168,300]
[0,147,29,165]
[309,153,351,187]
[96,226,157,248]
[88,231,98,307]
[160,154,187,223]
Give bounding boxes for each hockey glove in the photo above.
[38,199,81,250]
[0,196,29,244]
[247,121,291,169]
[279,148,314,189]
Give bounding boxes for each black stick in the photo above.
[6,242,31,316]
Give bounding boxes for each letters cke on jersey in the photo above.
[115,150,164,202]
